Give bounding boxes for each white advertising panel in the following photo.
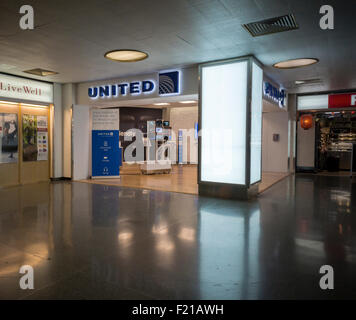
[297,95,329,110]
[250,62,263,184]
[201,60,248,185]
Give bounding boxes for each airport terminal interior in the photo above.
[0,0,355,301]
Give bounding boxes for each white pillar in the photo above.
[53,83,63,178]
[199,56,263,200]
[62,83,76,178]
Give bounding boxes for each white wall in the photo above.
[297,118,315,168]
[72,105,90,180]
[53,83,63,178]
[62,84,76,178]
[169,106,198,163]
[288,94,297,173]
[262,111,289,173]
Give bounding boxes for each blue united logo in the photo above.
[159,71,179,95]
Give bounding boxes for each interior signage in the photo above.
[329,93,356,108]
[263,82,286,107]
[92,130,121,178]
[89,80,155,99]
[298,92,356,110]
[0,74,53,103]
[88,70,180,100]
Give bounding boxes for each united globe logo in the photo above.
[159,71,180,95]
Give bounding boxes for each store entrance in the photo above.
[260,100,290,192]
[86,102,199,195]
[297,110,356,175]
[84,99,293,195]
[316,111,356,173]
[0,101,52,187]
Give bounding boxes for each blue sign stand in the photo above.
[92,130,121,178]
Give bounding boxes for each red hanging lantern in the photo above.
[300,114,313,130]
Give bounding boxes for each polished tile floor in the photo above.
[0,174,355,300]
[81,165,289,195]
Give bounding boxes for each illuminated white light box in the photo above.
[0,74,53,103]
[297,95,328,110]
[199,57,263,191]
[201,61,247,184]
[250,62,263,184]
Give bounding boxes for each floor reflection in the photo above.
[198,204,260,299]
[0,174,355,299]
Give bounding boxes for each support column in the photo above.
[198,56,263,200]
[53,83,63,179]
[62,83,76,179]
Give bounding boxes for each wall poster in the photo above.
[0,113,18,163]
[37,116,48,161]
[23,114,37,161]
[23,114,49,162]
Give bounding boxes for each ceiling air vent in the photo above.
[24,68,58,76]
[242,14,298,37]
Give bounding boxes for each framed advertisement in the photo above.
[23,114,37,161]
[0,113,18,164]
[37,116,48,161]
[22,114,49,162]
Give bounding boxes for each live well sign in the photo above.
[0,74,53,103]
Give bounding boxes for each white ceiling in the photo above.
[0,0,355,94]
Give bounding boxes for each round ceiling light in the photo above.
[273,58,319,69]
[104,49,148,62]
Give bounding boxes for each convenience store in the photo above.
[296,91,356,173]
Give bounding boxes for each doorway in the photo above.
[260,100,290,192]
[81,101,199,195]
[297,110,356,174]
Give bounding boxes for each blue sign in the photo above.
[264,82,286,107]
[89,80,155,99]
[159,71,180,95]
[88,70,181,100]
[92,130,121,177]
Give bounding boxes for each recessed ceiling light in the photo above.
[273,58,319,69]
[24,68,58,76]
[154,103,170,106]
[295,79,322,85]
[104,49,148,62]
[179,100,196,104]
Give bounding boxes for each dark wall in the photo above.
[119,107,163,156]
[120,107,162,134]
